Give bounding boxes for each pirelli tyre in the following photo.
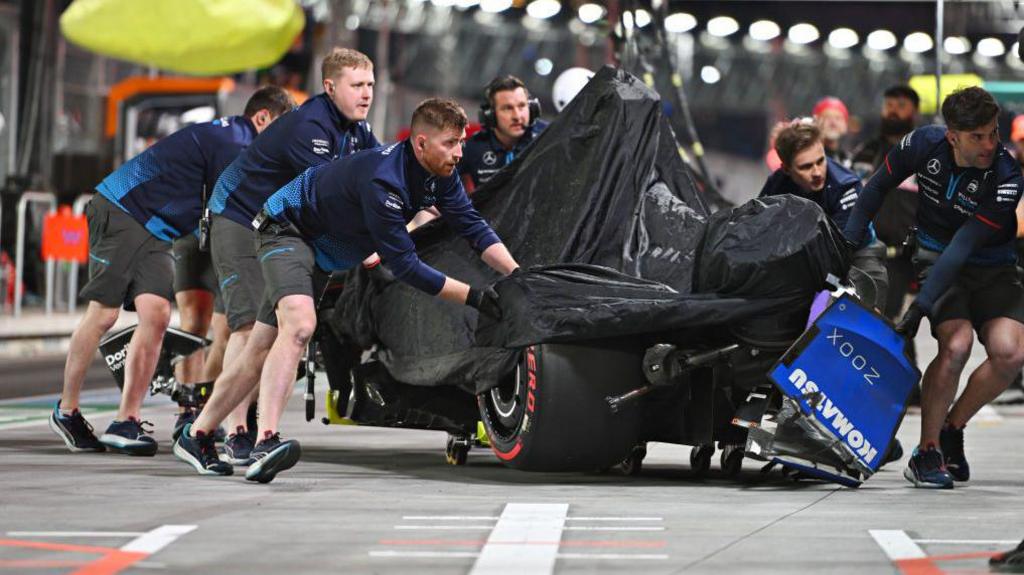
[478,342,644,472]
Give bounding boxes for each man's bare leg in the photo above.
[61,301,120,412]
[256,295,316,436]
[948,317,1024,427]
[918,319,974,449]
[174,289,214,386]
[117,294,171,421]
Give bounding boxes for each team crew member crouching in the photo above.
[460,75,547,192]
[760,121,889,310]
[174,98,519,482]
[48,86,292,455]
[844,87,1024,489]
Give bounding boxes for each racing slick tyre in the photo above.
[478,342,644,472]
[720,444,745,477]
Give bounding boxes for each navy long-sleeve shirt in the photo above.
[209,93,379,228]
[264,140,502,295]
[96,115,256,241]
[759,156,875,243]
[844,125,1024,312]
[461,121,547,188]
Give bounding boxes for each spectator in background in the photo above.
[813,96,852,168]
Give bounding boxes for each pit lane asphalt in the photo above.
[1,327,1022,574]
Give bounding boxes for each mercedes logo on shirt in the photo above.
[926,158,941,175]
[482,151,498,166]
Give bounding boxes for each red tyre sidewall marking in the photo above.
[491,346,536,462]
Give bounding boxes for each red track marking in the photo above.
[0,560,89,568]
[0,538,149,575]
[379,539,666,548]
[895,551,998,575]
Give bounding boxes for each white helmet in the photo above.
[552,67,595,112]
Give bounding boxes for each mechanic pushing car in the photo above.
[460,75,548,193]
[199,48,381,465]
[49,86,293,455]
[174,98,520,482]
[844,86,1024,489]
[760,120,888,311]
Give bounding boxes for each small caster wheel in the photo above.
[445,434,470,466]
[616,444,647,476]
[689,444,715,477]
[720,444,744,477]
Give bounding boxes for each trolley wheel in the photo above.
[720,444,745,477]
[616,444,647,476]
[689,444,715,477]
[445,434,471,466]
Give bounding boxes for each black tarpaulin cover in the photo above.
[328,67,849,393]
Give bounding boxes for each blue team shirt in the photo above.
[759,156,868,235]
[96,115,256,241]
[264,140,501,295]
[461,120,547,187]
[210,92,379,228]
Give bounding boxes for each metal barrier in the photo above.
[14,191,57,316]
[69,193,93,313]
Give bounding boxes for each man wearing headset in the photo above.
[461,75,547,193]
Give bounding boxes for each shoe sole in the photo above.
[48,414,105,453]
[99,434,158,457]
[903,467,953,489]
[173,440,234,476]
[219,452,256,466]
[245,442,301,484]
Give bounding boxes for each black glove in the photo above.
[508,267,522,278]
[895,303,926,339]
[466,286,502,320]
[364,261,395,287]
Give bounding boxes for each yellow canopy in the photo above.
[60,0,305,75]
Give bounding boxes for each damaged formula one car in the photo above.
[310,67,918,486]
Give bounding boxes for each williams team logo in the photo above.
[926,158,941,175]
[482,151,498,166]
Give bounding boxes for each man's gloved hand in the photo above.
[895,303,926,339]
[466,286,502,320]
[364,260,394,287]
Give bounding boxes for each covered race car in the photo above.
[307,66,919,486]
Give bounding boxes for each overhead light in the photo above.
[748,20,780,41]
[866,29,897,51]
[634,9,651,28]
[943,36,970,55]
[787,23,819,45]
[526,0,560,19]
[700,65,721,84]
[903,32,933,53]
[534,58,554,76]
[480,0,512,13]
[454,0,479,8]
[707,16,739,37]
[577,3,603,24]
[664,12,696,34]
[430,0,457,6]
[977,37,1006,57]
[622,10,634,31]
[828,28,858,49]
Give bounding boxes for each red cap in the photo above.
[812,96,849,121]
[1012,115,1024,143]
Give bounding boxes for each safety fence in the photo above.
[1,190,92,317]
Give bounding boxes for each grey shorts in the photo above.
[255,222,316,328]
[172,233,224,314]
[80,194,174,311]
[914,248,1024,333]
[211,214,264,331]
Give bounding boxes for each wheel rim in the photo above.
[489,364,522,429]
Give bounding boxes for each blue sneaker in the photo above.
[939,425,969,482]
[221,427,256,465]
[990,539,1024,573]
[903,446,954,489]
[173,423,233,476]
[245,433,301,484]
[99,417,158,456]
[49,402,105,452]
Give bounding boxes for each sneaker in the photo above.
[99,418,158,456]
[221,426,255,465]
[49,402,106,453]
[939,425,969,482]
[172,410,196,441]
[173,423,233,476]
[245,433,301,484]
[990,539,1024,573]
[881,439,904,466]
[903,446,954,489]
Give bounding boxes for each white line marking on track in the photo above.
[0,410,121,431]
[120,525,196,554]
[914,539,1018,545]
[469,503,568,575]
[370,551,669,560]
[401,516,663,522]
[6,531,145,537]
[869,529,927,560]
[394,525,664,532]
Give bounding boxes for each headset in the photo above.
[478,75,541,130]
